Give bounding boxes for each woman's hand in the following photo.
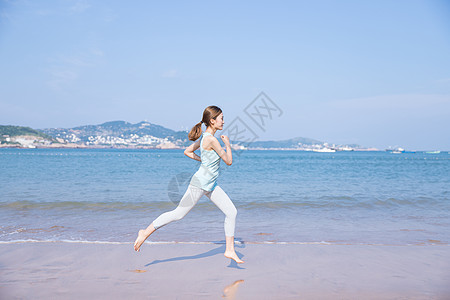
[184,139,201,161]
[220,135,230,146]
[216,135,232,165]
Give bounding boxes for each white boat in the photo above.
[339,146,354,151]
[313,148,336,153]
[387,147,405,153]
[425,151,440,154]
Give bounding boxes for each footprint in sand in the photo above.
[129,269,147,273]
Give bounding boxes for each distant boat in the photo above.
[337,146,354,151]
[387,147,405,154]
[387,147,415,154]
[313,148,336,153]
[425,151,440,154]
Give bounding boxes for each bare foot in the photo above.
[224,251,244,263]
[134,229,148,252]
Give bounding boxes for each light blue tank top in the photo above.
[189,132,221,191]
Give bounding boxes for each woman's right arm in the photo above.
[211,135,233,166]
[184,139,201,161]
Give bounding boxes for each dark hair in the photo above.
[188,105,222,141]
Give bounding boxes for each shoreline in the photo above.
[1,240,449,246]
[1,242,449,299]
[2,146,449,152]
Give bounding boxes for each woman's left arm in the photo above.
[184,139,201,161]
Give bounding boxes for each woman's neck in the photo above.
[205,127,216,136]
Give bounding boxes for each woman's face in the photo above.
[213,113,224,130]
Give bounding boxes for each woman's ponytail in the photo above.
[188,121,203,141]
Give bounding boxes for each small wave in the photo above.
[0,239,448,246]
[0,239,220,245]
[0,226,66,238]
[239,197,448,210]
[0,239,128,245]
[0,195,447,212]
[0,200,175,211]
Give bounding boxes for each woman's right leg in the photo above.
[206,185,243,263]
[134,184,204,251]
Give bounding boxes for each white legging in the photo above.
[152,184,237,237]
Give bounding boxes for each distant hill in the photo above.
[43,120,178,139]
[40,120,331,148]
[0,120,363,150]
[0,125,56,147]
[41,120,189,146]
[0,125,54,140]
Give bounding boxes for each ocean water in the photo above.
[1,148,449,246]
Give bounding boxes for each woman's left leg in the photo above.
[206,185,243,263]
[134,184,205,252]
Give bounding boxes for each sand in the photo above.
[1,242,449,299]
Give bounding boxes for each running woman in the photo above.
[134,105,244,264]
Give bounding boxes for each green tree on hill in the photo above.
[0,125,54,140]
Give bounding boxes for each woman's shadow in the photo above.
[144,239,246,269]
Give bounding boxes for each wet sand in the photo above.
[1,242,449,299]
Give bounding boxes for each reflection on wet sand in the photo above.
[222,279,244,299]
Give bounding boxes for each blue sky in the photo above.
[1,0,449,150]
